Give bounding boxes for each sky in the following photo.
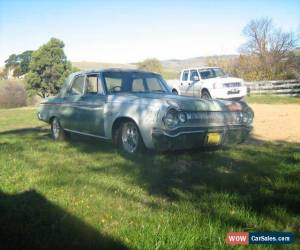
[0,0,299,65]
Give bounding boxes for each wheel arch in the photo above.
[49,116,56,124]
[111,116,143,145]
[201,88,210,95]
[172,88,179,95]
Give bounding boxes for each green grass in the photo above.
[0,108,299,249]
[293,47,300,57]
[246,95,300,104]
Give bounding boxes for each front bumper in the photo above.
[152,125,252,151]
[210,86,247,99]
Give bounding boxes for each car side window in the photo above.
[146,77,163,92]
[182,71,189,81]
[105,77,123,93]
[86,75,98,94]
[190,70,199,81]
[69,76,85,95]
[132,78,145,92]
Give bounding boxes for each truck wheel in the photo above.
[117,120,145,154]
[51,117,68,141]
[201,90,211,99]
[172,89,178,95]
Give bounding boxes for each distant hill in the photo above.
[72,61,137,70]
[72,55,239,72]
[160,55,239,71]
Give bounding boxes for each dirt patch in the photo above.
[249,104,300,143]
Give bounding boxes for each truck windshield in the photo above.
[198,68,226,79]
[103,71,169,94]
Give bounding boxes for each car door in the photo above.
[60,74,85,131]
[179,70,193,96]
[190,69,201,97]
[76,73,106,137]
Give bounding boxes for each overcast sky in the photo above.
[0,0,299,65]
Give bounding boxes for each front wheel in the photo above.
[51,117,68,141]
[117,121,144,154]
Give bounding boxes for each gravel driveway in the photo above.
[249,104,300,143]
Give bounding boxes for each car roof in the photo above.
[72,68,160,76]
[182,67,221,71]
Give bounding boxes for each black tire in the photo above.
[115,120,145,154]
[172,89,178,95]
[51,117,68,141]
[201,90,212,99]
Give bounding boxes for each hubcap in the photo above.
[52,118,60,139]
[121,122,138,153]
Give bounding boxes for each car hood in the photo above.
[107,93,238,112]
[203,76,243,84]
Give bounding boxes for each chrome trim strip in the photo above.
[153,129,206,138]
[165,123,245,132]
[41,102,104,108]
[63,129,109,140]
[153,125,251,138]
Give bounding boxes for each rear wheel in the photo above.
[51,117,68,141]
[201,90,211,99]
[116,120,144,154]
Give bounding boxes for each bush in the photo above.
[206,55,299,81]
[0,81,27,108]
[137,58,163,74]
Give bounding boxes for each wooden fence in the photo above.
[246,79,300,96]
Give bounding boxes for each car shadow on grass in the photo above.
[1,127,300,235]
[61,130,300,227]
[84,135,300,233]
[0,189,128,250]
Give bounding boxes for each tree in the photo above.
[137,58,163,74]
[4,51,33,78]
[4,54,18,79]
[18,50,33,75]
[26,38,72,98]
[4,54,18,69]
[240,17,298,79]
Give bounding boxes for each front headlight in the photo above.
[213,82,223,89]
[164,109,179,128]
[178,112,187,123]
[242,108,254,124]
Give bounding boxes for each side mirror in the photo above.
[192,75,199,82]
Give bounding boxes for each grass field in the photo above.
[0,108,299,249]
[246,95,300,104]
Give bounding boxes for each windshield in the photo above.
[198,68,226,79]
[103,71,169,94]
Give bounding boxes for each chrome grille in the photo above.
[223,82,241,88]
[186,111,242,125]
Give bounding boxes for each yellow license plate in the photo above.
[206,132,222,145]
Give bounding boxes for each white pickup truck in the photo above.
[167,67,247,100]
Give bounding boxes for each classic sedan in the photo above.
[37,69,254,154]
